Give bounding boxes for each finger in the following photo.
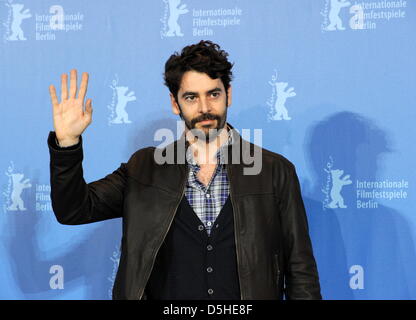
[49,85,59,113]
[77,72,89,102]
[61,73,68,100]
[69,69,77,99]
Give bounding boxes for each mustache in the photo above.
[191,113,220,127]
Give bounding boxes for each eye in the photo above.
[211,91,220,98]
[184,95,196,102]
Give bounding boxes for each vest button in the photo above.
[207,245,213,251]
[208,288,214,295]
[207,267,213,273]
[198,225,204,231]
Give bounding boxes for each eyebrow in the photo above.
[181,87,222,98]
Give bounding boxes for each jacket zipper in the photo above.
[137,166,189,300]
[227,164,244,300]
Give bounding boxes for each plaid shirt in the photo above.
[185,130,233,236]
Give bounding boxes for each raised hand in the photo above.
[49,69,93,147]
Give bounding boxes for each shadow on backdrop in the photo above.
[303,111,416,299]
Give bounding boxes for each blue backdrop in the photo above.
[1,0,415,299]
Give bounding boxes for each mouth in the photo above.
[198,119,215,125]
[197,119,218,128]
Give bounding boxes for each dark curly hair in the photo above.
[164,40,234,102]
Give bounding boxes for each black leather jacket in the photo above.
[48,127,321,300]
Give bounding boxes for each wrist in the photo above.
[56,137,79,147]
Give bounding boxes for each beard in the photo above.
[179,106,227,143]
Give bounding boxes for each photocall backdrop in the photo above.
[0,0,415,300]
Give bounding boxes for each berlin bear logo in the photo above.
[7,3,32,41]
[111,86,137,124]
[165,0,189,37]
[108,76,137,125]
[327,169,352,208]
[7,172,32,211]
[325,0,351,31]
[267,70,296,121]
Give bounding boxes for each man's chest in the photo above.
[196,164,217,186]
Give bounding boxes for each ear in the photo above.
[170,93,180,115]
[226,85,232,107]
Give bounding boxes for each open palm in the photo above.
[49,69,93,147]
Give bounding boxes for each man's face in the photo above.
[170,70,232,142]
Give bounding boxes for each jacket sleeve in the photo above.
[278,163,322,300]
[48,131,126,225]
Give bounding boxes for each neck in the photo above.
[186,125,229,166]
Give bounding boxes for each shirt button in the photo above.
[207,221,212,227]
[207,267,213,273]
[198,225,204,231]
[206,193,210,198]
[207,245,213,251]
[208,288,214,295]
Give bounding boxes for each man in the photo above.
[47,40,321,300]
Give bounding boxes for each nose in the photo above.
[198,96,211,114]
